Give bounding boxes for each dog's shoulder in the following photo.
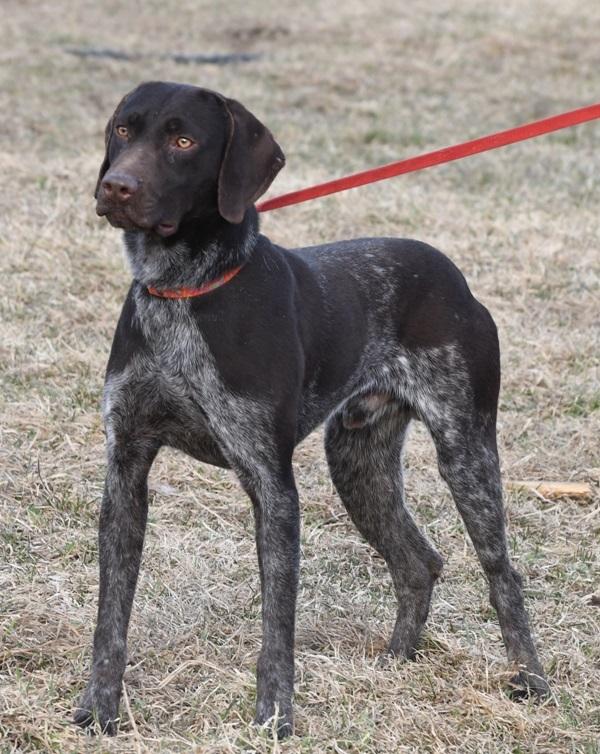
[105,284,149,378]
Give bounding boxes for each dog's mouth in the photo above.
[154,222,177,238]
[97,205,179,238]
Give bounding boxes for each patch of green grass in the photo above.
[564,394,600,417]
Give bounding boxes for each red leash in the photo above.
[257,103,600,213]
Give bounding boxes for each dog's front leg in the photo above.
[238,465,300,738]
[74,436,157,735]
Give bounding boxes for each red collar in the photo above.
[147,264,245,299]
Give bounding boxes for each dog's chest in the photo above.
[136,295,223,414]
[131,294,281,463]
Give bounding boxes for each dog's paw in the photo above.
[254,701,294,739]
[376,648,415,669]
[376,637,418,668]
[507,670,551,702]
[73,682,121,735]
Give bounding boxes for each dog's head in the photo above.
[95,81,285,236]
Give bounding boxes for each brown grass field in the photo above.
[1,0,599,752]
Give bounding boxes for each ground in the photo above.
[0,0,599,752]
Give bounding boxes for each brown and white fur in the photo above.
[75,81,548,738]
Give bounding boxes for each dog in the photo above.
[74,81,548,737]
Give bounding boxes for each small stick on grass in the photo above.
[507,480,593,501]
[122,681,144,754]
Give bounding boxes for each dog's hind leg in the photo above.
[324,401,443,660]
[425,407,549,698]
[404,332,548,697]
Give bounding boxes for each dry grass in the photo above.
[1,0,599,752]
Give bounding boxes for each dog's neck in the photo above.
[123,209,259,290]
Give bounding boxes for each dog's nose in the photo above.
[101,173,140,202]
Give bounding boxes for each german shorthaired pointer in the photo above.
[75,81,548,737]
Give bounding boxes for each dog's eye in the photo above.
[115,126,129,139]
[174,136,194,150]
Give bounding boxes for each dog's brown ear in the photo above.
[94,90,134,199]
[217,98,285,224]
